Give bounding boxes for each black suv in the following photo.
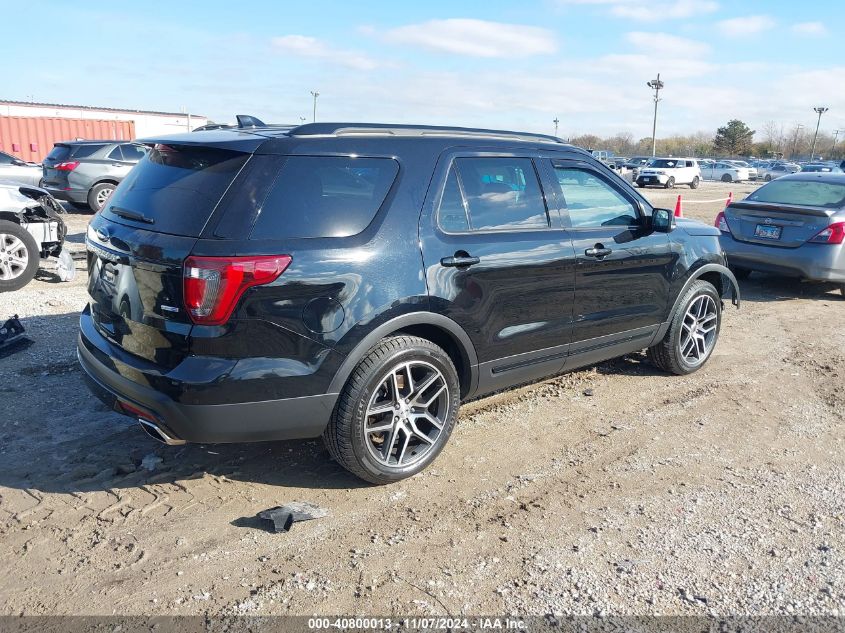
[78,121,740,484]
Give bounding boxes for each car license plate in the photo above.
[754,224,782,239]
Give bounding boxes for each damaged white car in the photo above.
[0,184,75,292]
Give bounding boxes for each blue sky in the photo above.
[3,0,844,139]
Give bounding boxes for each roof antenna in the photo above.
[236,114,266,128]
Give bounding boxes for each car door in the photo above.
[104,144,138,180]
[547,159,677,368]
[419,151,577,396]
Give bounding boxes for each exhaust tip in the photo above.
[138,418,186,446]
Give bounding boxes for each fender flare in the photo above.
[327,312,479,395]
[670,262,741,316]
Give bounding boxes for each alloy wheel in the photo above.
[96,187,114,209]
[679,294,718,367]
[0,233,29,281]
[363,360,450,468]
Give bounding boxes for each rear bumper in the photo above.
[77,317,338,444]
[45,187,87,204]
[720,234,845,282]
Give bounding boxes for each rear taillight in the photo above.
[715,211,731,233]
[808,221,845,245]
[55,160,79,171]
[183,255,291,326]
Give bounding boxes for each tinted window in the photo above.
[555,167,639,228]
[746,180,845,208]
[250,156,398,239]
[45,145,71,162]
[102,144,249,237]
[120,144,148,162]
[0,152,14,165]
[107,146,124,161]
[438,168,470,232]
[649,159,680,169]
[71,144,108,159]
[448,157,548,231]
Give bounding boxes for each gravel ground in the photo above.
[0,183,843,617]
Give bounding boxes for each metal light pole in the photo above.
[791,124,804,159]
[646,73,664,157]
[810,106,828,160]
[310,90,320,123]
[553,117,559,137]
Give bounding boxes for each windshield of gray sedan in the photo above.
[747,180,845,208]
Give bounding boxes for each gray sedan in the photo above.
[716,173,845,296]
[0,151,42,186]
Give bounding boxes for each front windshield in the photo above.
[648,159,680,169]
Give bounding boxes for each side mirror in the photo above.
[651,208,675,233]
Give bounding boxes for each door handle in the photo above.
[440,254,480,268]
[585,246,612,258]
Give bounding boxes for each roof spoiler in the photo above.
[236,114,267,128]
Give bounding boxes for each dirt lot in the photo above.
[1,181,843,617]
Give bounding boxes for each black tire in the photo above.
[323,335,461,484]
[664,177,675,189]
[689,176,700,189]
[88,182,116,212]
[0,220,40,292]
[730,266,752,280]
[647,280,722,376]
[721,173,733,183]
[764,174,772,182]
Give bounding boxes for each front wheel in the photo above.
[689,176,700,189]
[664,177,675,189]
[647,280,722,375]
[764,174,772,182]
[323,335,460,484]
[0,220,40,292]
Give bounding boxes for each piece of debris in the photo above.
[258,502,329,533]
[0,315,33,358]
[140,453,163,471]
[583,388,594,397]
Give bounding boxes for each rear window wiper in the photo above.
[110,206,155,224]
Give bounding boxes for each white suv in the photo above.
[636,158,701,189]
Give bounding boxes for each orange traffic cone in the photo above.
[674,194,683,217]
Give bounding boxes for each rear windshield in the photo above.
[45,145,71,161]
[101,144,248,237]
[747,180,845,208]
[247,156,399,239]
[71,144,108,158]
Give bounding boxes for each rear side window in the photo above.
[250,156,398,239]
[438,157,549,232]
[120,144,148,162]
[102,144,249,237]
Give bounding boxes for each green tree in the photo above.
[713,119,755,156]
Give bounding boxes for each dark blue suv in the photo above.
[78,121,740,483]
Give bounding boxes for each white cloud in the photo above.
[382,19,557,58]
[717,15,776,37]
[557,0,719,21]
[626,31,710,57]
[792,21,827,36]
[271,35,380,71]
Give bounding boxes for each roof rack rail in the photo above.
[287,122,566,145]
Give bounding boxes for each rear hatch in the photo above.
[42,142,107,189]
[723,178,845,248]
[86,143,251,367]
